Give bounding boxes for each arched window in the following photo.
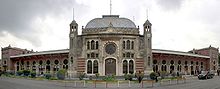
[201,62,203,65]
[185,61,188,65]
[54,60,59,71]
[129,60,134,74]
[32,61,36,71]
[93,60,98,73]
[126,52,130,58]
[123,41,125,49]
[153,60,157,64]
[170,60,174,65]
[196,61,198,65]
[178,60,181,65]
[32,61,36,66]
[91,40,95,50]
[16,62,19,71]
[87,41,90,49]
[63,59,68,65]
[123,60,128,74]
[131,41,134,49]
[153,65,158,72]
[39,60,43,65]
[126,40,130,49]
[46,60,50,65]
[21,60,24,65]
[191,61,194,65]
[161,65,167,71]
[95,41,99,49]
[46,60,50,72]
[63,59,68,70]
[162,60,166,64]
[27,61,30,66]
[54,60,59,65]
[87,60,92,74]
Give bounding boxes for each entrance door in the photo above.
[105,58,116,75]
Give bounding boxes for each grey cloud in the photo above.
[155,0,184,11]
[0,0,88,47]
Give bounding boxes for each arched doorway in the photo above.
[105,58,116,75]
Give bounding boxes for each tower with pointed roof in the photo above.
[143,19,153,74]
[68,13,78,77]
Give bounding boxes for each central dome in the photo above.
[85,15,136,29]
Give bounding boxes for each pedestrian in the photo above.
[217,69,220,76]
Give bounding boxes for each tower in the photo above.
[68,17,78,78]
[143,19,153,74]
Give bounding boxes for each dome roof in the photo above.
[85,15,136,29]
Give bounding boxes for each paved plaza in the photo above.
[1,76,220,89]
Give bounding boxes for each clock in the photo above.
[147,34,151,37]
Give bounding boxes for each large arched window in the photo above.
[129,60,134,74]
[95,41,99,49]
[16,62,19,71]
[46,60,50,73]
[93,60,98,73]
[26,61,30,70]
[87,41,90,49]
[54,60,59,71]
[63,59,68,70]
[178,60,181,72]
[91,40,95,50]
[87,60,92,74]
[131,41,134,49]
[153,60,158,72]
[123,60,128,74]
[161,60,166,71]
[123,41,125,49]
[126,40,130,49]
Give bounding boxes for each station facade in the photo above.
[1,14,219,77]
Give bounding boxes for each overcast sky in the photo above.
[0,0,220,58]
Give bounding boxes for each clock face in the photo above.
[105,43,116,55]
[147,34,151,37]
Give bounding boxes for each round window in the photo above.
[105,43,116,55]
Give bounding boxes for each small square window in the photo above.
[96,54,99,58]
[87,54,90,58]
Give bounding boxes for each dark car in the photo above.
[198,71,214,80]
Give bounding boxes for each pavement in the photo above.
[0,76,220,89]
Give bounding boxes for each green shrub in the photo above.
[49,77,58,80]
[23,70,30,76]
[30,71,36,78]
[57,69,66,80]
[95,73,99,79]
[159,71,169,79]
[149,72,157,80]
[45,73,52,79]
[124,74,134,81]
[103,75,115,81]
[16,70,23,76]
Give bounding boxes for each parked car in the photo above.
[198,71,214,80]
